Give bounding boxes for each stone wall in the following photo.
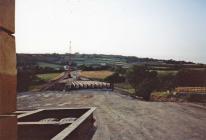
[0,0,17,139]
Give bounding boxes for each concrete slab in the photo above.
[18,91,206,140]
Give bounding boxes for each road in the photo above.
[17,90,206,140]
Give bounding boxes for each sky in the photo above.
[16,0,206,63]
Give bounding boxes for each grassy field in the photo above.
[37,62,62,68]
[150,91,173,102]
[37,72,62,81]
[80,70,114,80]
[156,70,178,76]
[151,91,172,98]
[187,68,206,71]
[115,83,135,94]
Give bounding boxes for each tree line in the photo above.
[105,65,206,100]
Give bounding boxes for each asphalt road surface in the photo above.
[18,90,206,140]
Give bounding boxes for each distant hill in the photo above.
[17,53,205,70]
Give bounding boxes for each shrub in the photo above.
[175,69,206,86]
[104,72,125,83]
[157,73,176,90]
[136,73,159,100]
[126,65,159,100]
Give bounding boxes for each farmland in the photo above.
[37,72,63,81]
[80,70,114,80]
[37,62,63,68]
[17,53,206,71]
[16,53,206,93]
[155,70,178,76]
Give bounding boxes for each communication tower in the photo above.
[67,41,72,78]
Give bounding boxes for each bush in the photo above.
[136,77,158,100]
[175,69,206,86]
[17,70,35,92]
[104,72,125,83]
[114,66,126,74]
[126,65,159,100]
[17,69,45,92]
[157,73,176,90]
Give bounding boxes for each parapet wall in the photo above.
[0,0,17,139]
[0,31,16,114]
[0,0,15,33]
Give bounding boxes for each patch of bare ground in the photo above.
[18,90,206,140]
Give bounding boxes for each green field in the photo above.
[37,72,62,81]
[37,62,63,68]
[156,70,178,76]
[115,83,135,94]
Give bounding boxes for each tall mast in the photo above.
[68,41,72,78]
[69,41,72,66]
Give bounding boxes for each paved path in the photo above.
[18,90,206,140]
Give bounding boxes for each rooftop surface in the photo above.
[18,90,206,140]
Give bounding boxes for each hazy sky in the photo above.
[16,0,206,63]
